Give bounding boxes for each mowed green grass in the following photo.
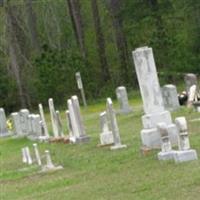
[1,96,200,200]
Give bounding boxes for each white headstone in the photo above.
[174,117,198,163]
[39,104,49,138]
[11,112,22,136]
[187,85,197,107]
[67,96,90,143]
[67,99,79,143]
[0,108,8,137]
[99,111,113,145]
[33,114,42,137]
[162,84,180,111]
[175,117,190,150]
[27,114,43,141]
[19,109,30,136]
[25,147,32,165]
[132,46,178,149]
[48,98,59,137]
[106,98,127,150]
[184,73,198,94]
[66,110,73,140]
[71,96,90,143]
[56,110,64,137]
[22,148,27,163]
[116,86,132,114]
[41,150,63,172]
[71,96,85,136]
[33,143,42,166]
[44,150,55,169]
[157,122,175,160]
[27,114,34,135]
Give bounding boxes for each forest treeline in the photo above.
[0,0,199,111]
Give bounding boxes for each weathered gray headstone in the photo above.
[99,111,113,146]
[157,122,175,160]
[48,98,59,137]
[162,84,180,111]
[132,46,178,149]
[19,109,30,136]
[184,73,198,94]
[66,110,73,140]
[39,104,49,138]
[33,115,42,137]
[75,72,87,107]
[0,108,8,137]
[45,150,54,168]
[27,114,43,141]
[116,86,132,114]
[67,96,90,143]
[71,96,90,143]
[27,114,34,136]
[11,112,22,136]
[174,117,198,163]
[106,98,127,150]
[56,110,64,137]
[187,85,198,108]
[67,99,79,143]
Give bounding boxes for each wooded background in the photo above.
[0,0,199,111]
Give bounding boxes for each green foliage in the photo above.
[0,65,17,112]
[34,45,86,105]
[0,0,200,109]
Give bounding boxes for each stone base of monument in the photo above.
[110,144,127,150]
[12,134,27,139]
[158,151,176,161]
[100,131,114,146]
[142,111,172,129]
[173,149,198,163]
[97,143,113,147]
[0,131,13,138]
[49,136,69,143]
[141,124,178,149]
[41,165,63,173]
[28,135,49,142]
[70,135,90,144]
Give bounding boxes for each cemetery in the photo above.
[1,45,200,199]
[0,1,200,199]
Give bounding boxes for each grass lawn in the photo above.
[1,95,200,200]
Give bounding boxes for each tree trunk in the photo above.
[91,0,111,82]
[107,0,130,83]
[147,0,169,69]
[25,0,40,53]
[66,0,87,58]
[6,5,26,108]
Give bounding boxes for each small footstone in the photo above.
[110,144,127,150]
[74,135,90,143]
[41,150,63,172]
[41,165,63,172]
